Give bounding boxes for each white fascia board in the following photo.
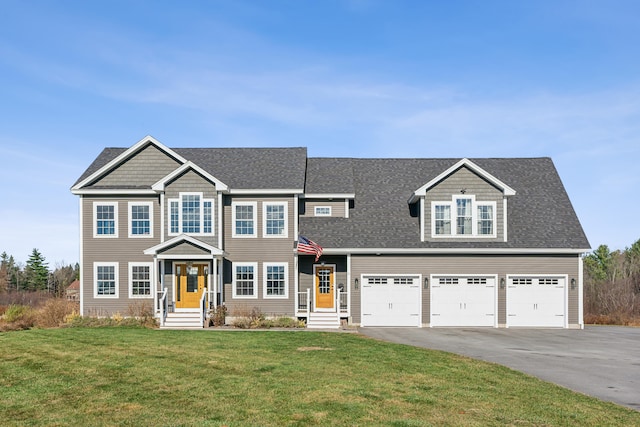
[144,234,226,256]
[303,193,356,199]
[72,135,187,191]
[228,188,304,195]
[315,247,590,255]
[409,158,517,203]
[71,189,157,195]
[151,161,229,192]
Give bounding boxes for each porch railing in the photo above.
[297,289,311,316]
[296,288,349,316]
[200,287,208,327]
[158,288,168,327]
[339,289,348,314]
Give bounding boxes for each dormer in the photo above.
[409,158,516,243]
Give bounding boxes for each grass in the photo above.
[1,328,639,426]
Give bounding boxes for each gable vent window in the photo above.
[168,193,214,236]
[432,195,496,238]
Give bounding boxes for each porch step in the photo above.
[307,312,340,329]
[160,312,203,330]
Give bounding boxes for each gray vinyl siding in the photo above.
[90,144,181,187]
[350,254,581,326]
[165,169,218,244]
[425,166,505,242]
[301,199,347,218]
[81,196,161,316]
[223,195,297,317]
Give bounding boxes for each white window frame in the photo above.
[94,262,119,299]
[263,262,288,299]
[232,262,258,299]
[167,192,214,237]
[128,262,153,299]
[93,201,119,238]
[232,201,257,238]
[314,206,332,217]
[128,201,154,238]
[263,202,288,238]
[431,195,497,238]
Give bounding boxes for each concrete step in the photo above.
[160,312,203,329]
[307,312,340,329]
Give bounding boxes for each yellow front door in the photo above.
[315,265,335,310]
[175,264,205,309]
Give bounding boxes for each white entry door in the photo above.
[361,275,421,327]
[430,276,497,327]
[507,276,566,327]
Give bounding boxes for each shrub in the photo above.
[36,299,78,328]
[0,304,37,331]
[210,305,227,327]
[5,304,31,323]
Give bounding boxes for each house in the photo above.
[71,136,590,329]
[66,279,80,301]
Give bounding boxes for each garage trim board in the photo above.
[430,274,498,328]
[361,274,422,327]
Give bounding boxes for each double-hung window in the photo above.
[94,202,118,238]
[129,263,152,298]
[94,262,118,298]
[129,202,153,238]
[168,193,214,236]
[263,202,288,238]
[232,202,257,238]
[233,262,257,298]
[264,262,288,298]
[432,195,496,238]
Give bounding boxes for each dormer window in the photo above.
[432,195,496,238]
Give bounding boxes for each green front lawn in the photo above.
[1,328,638,426]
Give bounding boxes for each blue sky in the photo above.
[1,0,639,265]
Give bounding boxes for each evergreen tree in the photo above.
[0,252,8,292]
[25,249,49,291]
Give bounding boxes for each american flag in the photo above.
[298,235,323,262]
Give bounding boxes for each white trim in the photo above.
[430,274,498,328]
[578,257,584,329]
[128,262,154,299]
[93,262,119,299]
[79,197,84,315]
[314,206,332,217]
[420,197,425,242]
[346,254,351,317]
[93,201,119,238]
[232,201,257,238]
[263,262,289,299]
[72,189,157,195]
[229,188,304,195]
[263,201,289,238]
[144,234,225,256]
[151,161,228,192]
[167,192,215,237]
[232,262,258,299]
[217,192,224,250]
[318,247,591,255]
[344,199,349,219]
[128,201,154,238]
[430,195,497,239]
[313,264,336,312]
[294,195,299,239]
[160,193,165,242]
[72,135,187,191]
[503,197,508,242]
[303,193,355,199]
[409,158,516,203]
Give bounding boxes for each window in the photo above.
[264,263,288,298]
[233,262,257,298]
[431,196,496,238]
[233,202,257,237]
[129,202,153,238]
[94,202,118,238]
[94,262,118,298]
[263,202,288,238]
[168,193,214,236]
[314,206,332,217]
[129,263,152,298]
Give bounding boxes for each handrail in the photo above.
[200,287,208,327]
[336,288,341,313]
[159,288,168,327]
[306,288,310,317]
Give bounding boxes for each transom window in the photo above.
[94,262,118,298]
[264,263,288,298]
[233,263,257,298]
[263,202,288,238]
[233,202,257,237]
[168,193,214,236]
[94,202,118,238]
[129,263,152,298]
[432,195,496,238]
[129,202,153,238]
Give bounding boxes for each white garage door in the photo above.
[507,276,566,327]
[361,275,421,327]
[431,276,496,327]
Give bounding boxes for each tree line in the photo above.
[583,239,640,322]
[0,249,78,297]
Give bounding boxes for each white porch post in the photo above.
[153,255,160,313]
[212,257,218,310]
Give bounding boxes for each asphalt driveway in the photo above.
[359,326,640,411]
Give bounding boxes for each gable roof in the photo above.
[304,158,355,197]
[299,157,590,251]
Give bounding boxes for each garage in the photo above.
[361,275,421,327]
[430,276,497,327]
[507,276,566,327]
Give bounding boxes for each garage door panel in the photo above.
[507,277,566,327]
[361,277,421,327]
[431,277,496,327]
